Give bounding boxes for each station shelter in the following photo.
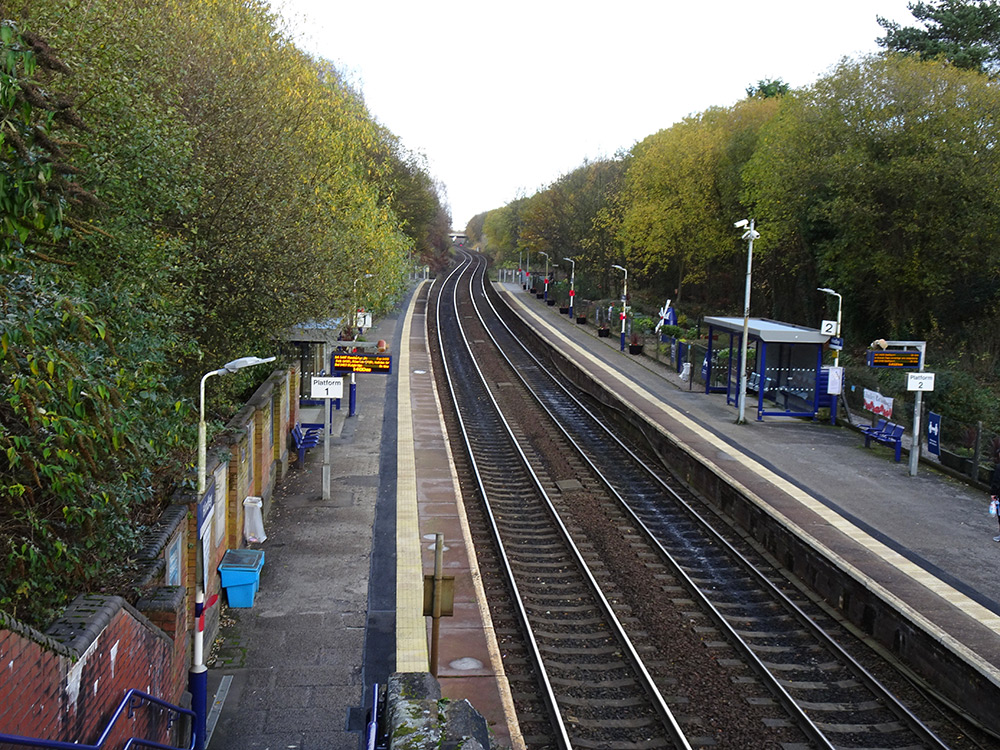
[282,317,383,429]
[702,317,834,422]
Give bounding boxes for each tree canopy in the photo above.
[1,0,448,626]
[877,0,1000,75]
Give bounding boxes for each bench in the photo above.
[864,422,904,462]
[860,418,888,438]
[291,424,322,466]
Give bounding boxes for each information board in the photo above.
[867,349,921,369]
[333,353,393,374]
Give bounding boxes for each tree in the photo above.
[877,0,1000,75]
[746,78,790,98]
[743,54,1000,343]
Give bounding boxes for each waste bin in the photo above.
[218,549,265,608]
[681,362,692,382]
[243,496,266,543]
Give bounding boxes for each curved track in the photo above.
[428,253,961,750]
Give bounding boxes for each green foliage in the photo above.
[746,78,790,97]
[0,0,442,627]
[877,0,1000,75]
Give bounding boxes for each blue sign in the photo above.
[927,412,941,456]
[828,336,843,351]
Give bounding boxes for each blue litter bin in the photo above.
[218,549,265,607]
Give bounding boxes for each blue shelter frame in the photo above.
[703,317,834,421]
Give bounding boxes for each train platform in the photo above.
[496,282,1000,705]
[205,273,1000,750]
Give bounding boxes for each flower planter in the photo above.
[559,306,570,314]
[576,316,587,324]
[597,328,611,338]
[535,292,545,299]
[940,449,973,475]
[547,299,556,306]
[629,344,644,355]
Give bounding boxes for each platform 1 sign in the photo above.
[311,376,344,399]
[333,353,393,374]
[867,349,921,369]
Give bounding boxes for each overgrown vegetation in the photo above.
[469,1,1000,441]
[0,0,450,627]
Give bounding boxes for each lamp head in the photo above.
[224,355,276,373]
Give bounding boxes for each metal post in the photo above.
[429,533,444,677]
[909,342,926,477]
[612,264,628,352]
[349,372,357,417]
[564,257,575,318]
[189,589,207,750]
[735,219,758,425]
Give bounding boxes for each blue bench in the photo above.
[864,422,904,462]
[291,424,322,466]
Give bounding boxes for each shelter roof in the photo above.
[704,317,830,345]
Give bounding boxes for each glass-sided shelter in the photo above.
[703,317,833,421]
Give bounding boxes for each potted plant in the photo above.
[628,332,644,355]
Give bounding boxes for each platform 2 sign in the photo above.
[333,353,393,374]
[867,349,921,369]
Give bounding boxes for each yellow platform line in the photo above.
[502,287,1000,678]
[396,282,430,672]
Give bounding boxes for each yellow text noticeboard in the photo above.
[333,353,393,374]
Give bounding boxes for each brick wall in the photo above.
[0,366,300,746]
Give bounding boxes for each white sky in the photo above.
[274,0,918,229]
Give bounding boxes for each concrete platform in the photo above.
[206,274,1000,750]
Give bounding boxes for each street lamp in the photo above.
[734,219,759,425]
[817,287,843,368]
[194,353,274,750]
[563,257,576,318]
[349,273,374,417]
[199,355,277,495]
[611,264,628,352]
[539,251,550,300]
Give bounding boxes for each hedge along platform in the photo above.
[218,549,265,608]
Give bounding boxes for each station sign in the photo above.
[828,336,843,351]
[333,353,393,374]
[906,372,935,391]
[310,376,344,399]
[867,349,921,369]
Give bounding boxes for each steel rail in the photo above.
[470,255,952,750]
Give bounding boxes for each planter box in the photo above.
[940,449,973,475]
[547,299,556,306]
[597,328,611,338]
[535,292,545,299]
[629,344,644,355]
[559,306,570,314]
[576,317,587,324]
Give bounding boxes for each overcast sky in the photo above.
[274,0,918,229]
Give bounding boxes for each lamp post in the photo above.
[734,219,759,425]
[539,251,550,300]
[611,264,628,352]
[525,250,531,291]
[563,257,576,318]
[199,356,277,495]
[349,273,374,417]
[817,287,843,368]
[194,354,274,750]
[519,250,523,287]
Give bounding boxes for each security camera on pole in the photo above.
[733,219,760,425]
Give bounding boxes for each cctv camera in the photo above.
[734,219,749,229]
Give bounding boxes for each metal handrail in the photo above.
[0,688,195,750]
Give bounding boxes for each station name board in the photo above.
[333,353,393,374]
[867,349,921,369]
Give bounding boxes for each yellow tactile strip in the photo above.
[396,282,430,672]
[501,286,1000,680]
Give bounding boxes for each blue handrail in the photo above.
[0,688,194,750]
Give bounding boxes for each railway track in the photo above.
[428,252,967,749]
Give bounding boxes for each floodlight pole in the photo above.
[735,219,759,425]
